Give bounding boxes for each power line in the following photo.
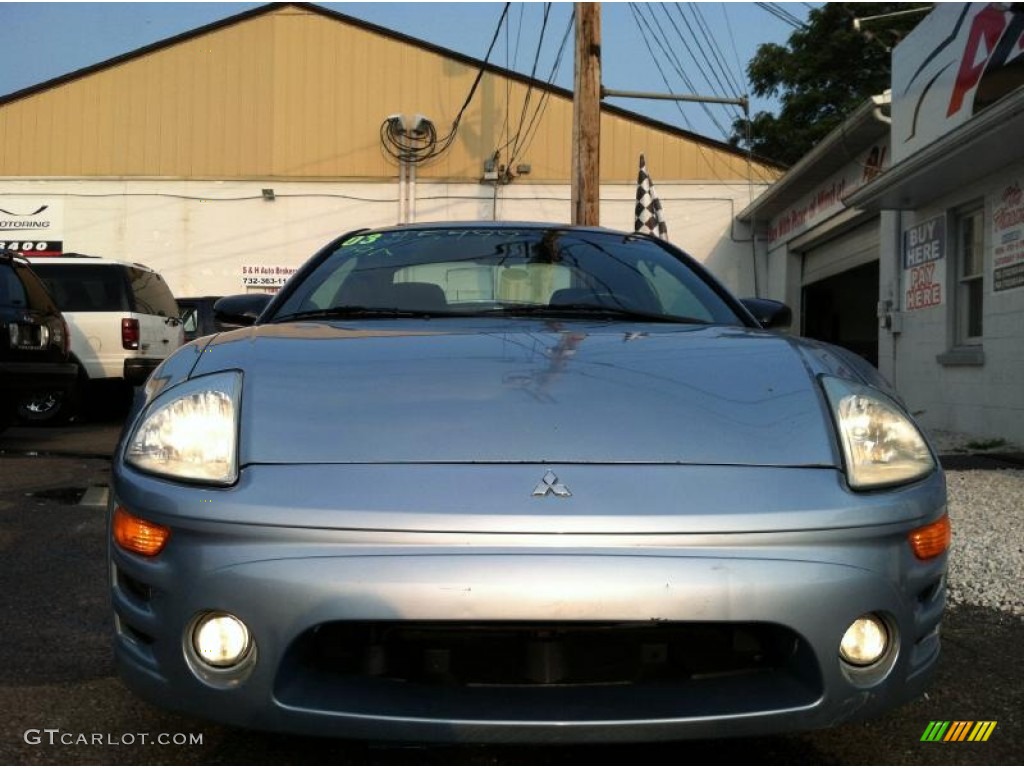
[380,2,511,165]
[687,3,744,97]
[627,3,694,132]
[632,3,732,136]
[755,2,806,29]
[632,4,774,184]
[720,3,749,96]
[670,4,738,105]
[506,3,552,164]
[508,8,575,167]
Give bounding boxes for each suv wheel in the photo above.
[17,378,81,425]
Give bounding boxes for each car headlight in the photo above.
[821,376,935,490]
[125,371,242,485]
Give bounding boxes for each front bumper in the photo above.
[109,463,947,742]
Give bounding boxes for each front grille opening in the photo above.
[917,576,944,606]
[116,616,154,646]
[276,621,822,722]
[116,569,152,604]
[293,621,801,687]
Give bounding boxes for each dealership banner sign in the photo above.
[768,140,889,243]
[991,179,1024,293]
[0,199,63,255]
[893,4,1024,162]
[903,215,946,311]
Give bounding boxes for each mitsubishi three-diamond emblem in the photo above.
[532,470,572,498]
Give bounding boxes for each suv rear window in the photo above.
[127,267,179,318]
[0,263,28,307]
[31,264,131,312]
[1,261,58,312]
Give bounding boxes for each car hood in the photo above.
[189,320,839,467]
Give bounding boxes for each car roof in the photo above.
[362,221,632,236]
[26,254,160,272]
[0,249,31,266]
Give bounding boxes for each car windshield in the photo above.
[271,227,745,325]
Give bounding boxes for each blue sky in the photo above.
[0,2,815,143]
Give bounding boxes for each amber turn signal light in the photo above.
[113,505,171,557]
[909,514,951,560]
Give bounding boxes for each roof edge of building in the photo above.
[736,92,891,223]
[0,1,782,171]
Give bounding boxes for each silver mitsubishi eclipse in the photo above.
[109,222,949,742]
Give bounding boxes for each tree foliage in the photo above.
[731,3,929,166]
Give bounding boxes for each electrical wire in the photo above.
[380,2,510,165]
[755,2,806,29]
[627,3,773,184]
[506,3,552,164]
[687,3,745,97]
[669,4,739,107]
[627,3,695,132]
[507,7,574,167]
[632,3,731,136]
[720,3,749,97]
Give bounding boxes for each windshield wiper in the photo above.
[270,306,443,323]
[481,303,709,325]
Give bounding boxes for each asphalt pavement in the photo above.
[0,419,1020,765]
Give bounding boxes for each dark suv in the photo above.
[0,251,76,432]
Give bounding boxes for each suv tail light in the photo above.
[48,316,70,355]
[122,318,140,350]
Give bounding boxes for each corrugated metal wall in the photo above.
[0,5,776,183]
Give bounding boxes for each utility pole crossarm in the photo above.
[601,87,748,111]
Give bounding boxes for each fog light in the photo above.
[192,613,251,668]
[840,614,888,666]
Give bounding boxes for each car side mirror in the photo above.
[214,294,272,327]
[740,298,792,330]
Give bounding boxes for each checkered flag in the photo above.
[634,153,668,239]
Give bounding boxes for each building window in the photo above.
[954,206,984,344]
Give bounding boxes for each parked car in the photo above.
[110,223,948,742]
[0,250,77,432]
[22,254,183,422]
[176,296,239,343]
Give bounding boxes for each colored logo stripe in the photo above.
[945,721,972,741]
[920,721,997,742]
[968,722,997,742]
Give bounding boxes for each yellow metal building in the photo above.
[0,2,780,296]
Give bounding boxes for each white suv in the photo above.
[22,254,183,422]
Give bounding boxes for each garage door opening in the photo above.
[802,260,879,368]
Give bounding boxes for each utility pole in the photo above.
[571,2,601,226]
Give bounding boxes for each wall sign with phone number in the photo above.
[241,264,297,288]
